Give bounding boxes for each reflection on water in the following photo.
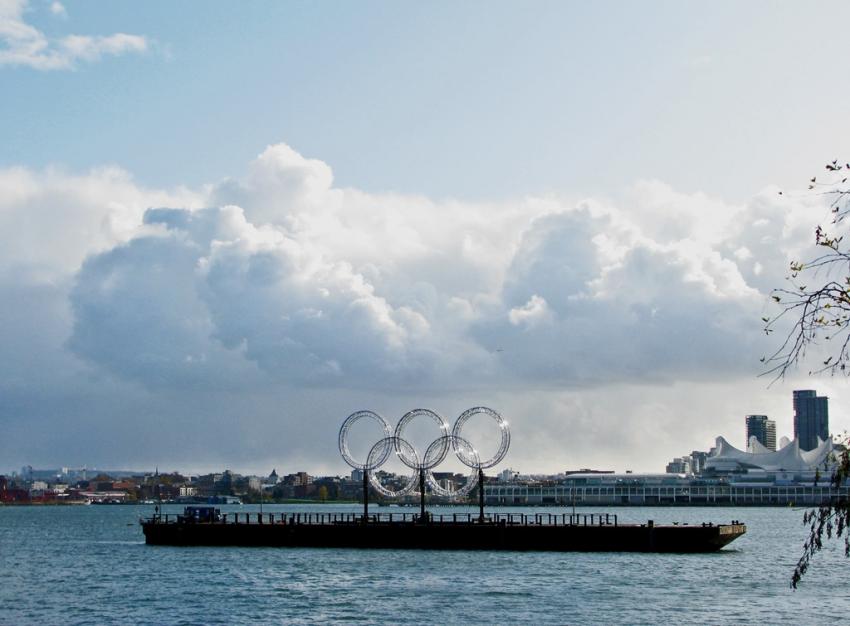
[1,504,849,625]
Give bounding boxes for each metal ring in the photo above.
[426,434,480,497]
[367,436,419,497]
[452,406,510,469]
[393,408,450,471]
[338,410,392,470]
[338,407,510,496]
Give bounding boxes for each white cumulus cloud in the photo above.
[1,141,845,473]
[55,144,805,392]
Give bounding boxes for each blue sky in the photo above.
[5,1,850,200]
[2,1,850,475]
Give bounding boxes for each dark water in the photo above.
[2,504,848,625]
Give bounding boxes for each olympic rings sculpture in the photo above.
[338,407,510,499]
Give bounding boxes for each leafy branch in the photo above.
[791,441,850,589]
[762,161,850,380]
[760,160,850,587]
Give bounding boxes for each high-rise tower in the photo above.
[765,419,776,451]
[793,390,829,451]
[745,415,776,451]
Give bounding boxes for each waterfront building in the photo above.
[793,389,829,451]
[486,473,849,506]
[745,415,776,451]
[704,435,834,473]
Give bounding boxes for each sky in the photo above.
[3,0,850,476]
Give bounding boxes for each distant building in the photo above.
[499,468,519,482]
[295,472,312,486]
[664,451,711,476]
[793,390,829,451]
[745,415,776,451]
[765,420,777,451]
[689,451,709,475]
[284,472,312,486]
[665,457,691,474]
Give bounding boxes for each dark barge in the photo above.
[141,507,746,552]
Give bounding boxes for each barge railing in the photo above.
[148,511,623,527]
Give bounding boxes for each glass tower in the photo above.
[793,390,829,452]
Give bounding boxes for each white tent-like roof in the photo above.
[705,435,834,473]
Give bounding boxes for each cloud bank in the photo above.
[0,142,839,473]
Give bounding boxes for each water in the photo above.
[2,504,848,625]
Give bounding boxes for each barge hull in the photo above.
[141,521,745,552]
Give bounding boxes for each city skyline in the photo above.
[3,1,850,475]
[5,386,835,479]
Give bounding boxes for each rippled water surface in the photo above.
[2,504,849,625]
